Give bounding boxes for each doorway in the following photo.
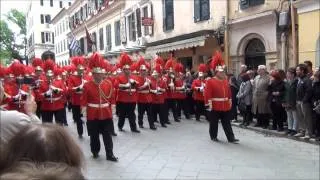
[179,56,193,71]
[245,38,266,70]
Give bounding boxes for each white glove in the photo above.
[199,87,204,92]
[19,89,28,96]
[123,82,131,88]
[129,79,135,84]
[13,94,20,100]
[45,89,53,96]
[157,87,161,91]
[143,81,149,87]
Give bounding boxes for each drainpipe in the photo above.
[280,32,287,69]
[290,0,298,65]
[224,0,230,72]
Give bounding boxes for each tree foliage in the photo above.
[0,9,26,65]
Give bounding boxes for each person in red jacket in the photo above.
[114,53,140,133]
[204,51,239,143]
[31,58,45,118]
[192,64,208,121]
[136,57,156,130]
[39,60,66,125]
[68,56,87,138]
[150,64,168,127]
[81,53,118,162]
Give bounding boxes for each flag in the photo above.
[69,36,81,53]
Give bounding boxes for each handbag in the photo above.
[238,99,246,112]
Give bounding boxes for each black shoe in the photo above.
[78,135,83,139]
[93,153,99,159]
[132,129,140,133]
[211,137,219,142]
[154,120,159,123]
[229,138,239,143]
[139,124,144,128]
[111,132,117,136]
[119,128,125,132]
[150,126,157,130]
[161,124,167,128]
[174,119,180,122]
[185,116,190,120]
[64,123,69,126]
[165,121,171,124]
[106,155,118,162]
[196,119,200,121]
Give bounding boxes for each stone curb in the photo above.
[231,122,320,146]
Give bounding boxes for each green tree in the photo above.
[0,9,26,65]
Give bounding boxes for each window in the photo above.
[40,14,44,24]
[106,24,112,51]
[99,28,104,50]
[40,0,43,6]
[45,15,51,24]
[68,2,71,6]
[114,21,121,46]
[62,20,65,32]
[50,0,53,7]
[143,7,149,36]
[84,4,88,19]
[136,8,142,38]
[80,7,84,21]
[52,33,54,44]
[60,1,62,8]
[240,0,265,10]
[41,32,45,43]
[194,0,210,22]
[163,0,174,31]
[128,13,136,41]
[92,32,97,49]
[80,38,85,53]
[45,32,51,42]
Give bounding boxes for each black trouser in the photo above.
[41,109,64,125]
[164,99,169,123]
[36,101,41,118]
[62,104,68,125]
[255,109,270,128]
[167,99,178,121]
[195,100,207,120]
[87,120,114,156]
[152,103,167,125]
[186,93,195,115]
[72,105,83,136]
[117,102,138,131]
[209,110,235,141]
[115,102,120,117]
[177,99,189,119]
[243,105,253,125]
[270,102,285,130]
[138,103,154,128]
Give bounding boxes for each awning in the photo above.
[146,36,207,55]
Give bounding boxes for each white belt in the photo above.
[45,97,62,101]
[120,89,136,92]
[211,98,229,102]
[138,90,150,94]
[0,104,8,108]
[87,103,110,108]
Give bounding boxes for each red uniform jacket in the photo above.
[136,75,153,104]
[33,75,46,103]
[3,81,31,113]
[204,77,232,112]
[39,79,66,111]
[192,79,206,101]
[162,76,168,100]
[114,74,138,103]
[81,79,113,120]
[68,75,87,106]
[172,77,186,99]
[165,75,174,99]
[150,77,167,104]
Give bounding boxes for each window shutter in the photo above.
[41,32,45,43]
[59,1,62,8]
[50,0,53,7]
[40,14,44,24]
[202,0,210,20]
[194,0,200,22]
[136,8,142,38]
[52,33,54,44]
[150,3,154,36]
[162,0,166,31]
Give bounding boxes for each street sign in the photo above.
[142,17,154,26]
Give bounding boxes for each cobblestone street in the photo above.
[64,111,320,180]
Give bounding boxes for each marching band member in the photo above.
[39,60,66,124]
[31,58,45,118]
[150,64,168,128]
[136,57,156,130]
[68,57,87,138]
[4,61,31,113]
[164,58,179,122]
[114,53,140,133]
[204,51,239,143]
[192,64,208,121]
[173,63,190,120]
[81,53,118,161]
[0,65,8,110]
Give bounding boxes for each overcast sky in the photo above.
[1,0,29,32]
